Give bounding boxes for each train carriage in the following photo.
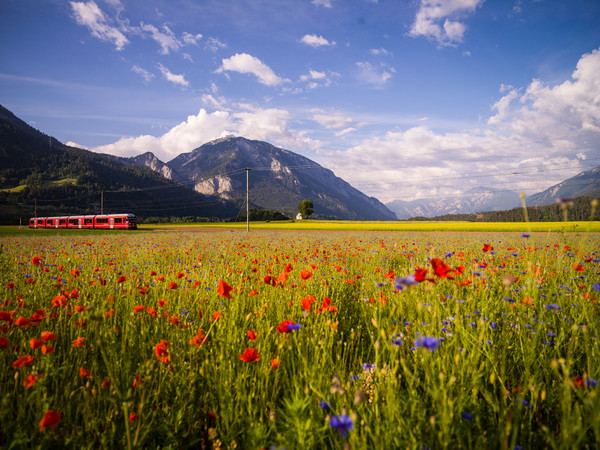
[28,214,137,230]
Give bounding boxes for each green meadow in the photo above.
[1,227,599,448]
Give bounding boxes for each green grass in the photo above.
[1,230,599,448]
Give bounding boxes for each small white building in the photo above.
[296,213,303,220]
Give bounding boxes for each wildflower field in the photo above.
[1,227,600,449]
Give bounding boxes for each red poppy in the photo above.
[284,263,293,273]
[129,413,138,422]
[30,338,44,350]
[430,258,454,279]
[217,279,233,299]
[0,337,10,349]
[41,345,54,355]
[414,268,429,282]
[238,348,260,363]
[168,282,178,290]
[300,270,313,280]
[482,244,493,252]
[301,295,316,311]
[248,289,259,297]
[23,373,44,389]
[72,337,85,347]
[155,340,170,364]
[277,320,294,333]
[39,410,61,432]
[189,329,208,347]
[32,256,42,266]
[117,275,127,283]
[79,367,93,378]
[133,305,145,313]
[271,358,280,370]
[41,331,57,342]
[247,330,257,341]
[211,311,222,321]
[13,355,35,369]
[101,379,111,389]
[573,263,585,273]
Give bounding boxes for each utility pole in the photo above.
[245,168,251,232]
[101,191,104,215]
[34,198,37,218]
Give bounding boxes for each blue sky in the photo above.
[1,0,599,203]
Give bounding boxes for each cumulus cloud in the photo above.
[70,1,129,50]
[324,47,600,201]
[91,106,320,162]
[409,0,483,47]
[216,53,288,86]
[300,34,336,48]
[156,63,189,87]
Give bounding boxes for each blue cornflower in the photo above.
[319,400,331,410]
[415,336,439,351]
[362,363,376,371]
[585,378,598,388]
[545,304,561,310]
[394,274,418,289]
[329,414,354,438]
[391,338,403,346]
[593,283,600,293]
[461,412,473,420]
[287,322,302,331]
[521,233,530,238]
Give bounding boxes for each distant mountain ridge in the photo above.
[386,167,600,219]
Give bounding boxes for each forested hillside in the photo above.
[0,106,238,223]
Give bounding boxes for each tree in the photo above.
[297,199,314,219]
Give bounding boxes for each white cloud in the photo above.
[356,61,394,87]
[91,106,319,161]
[140,23,180,54]
[369,48,391,56]
[70,1,129,50]
[311,0,333,7]
[182,32,203,45]
[204,37,227,52]
[131,65,154,83]
[216,53,288,86]
[409,0,483,47]
[156,63,189,87]
[66,141,90,150]
[324,48,600,201]
[300,34,336,48]
[299,69,333,89]
[311,109,355,129]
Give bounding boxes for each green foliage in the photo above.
[298,199,314,219]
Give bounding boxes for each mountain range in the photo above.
[386,168,600,219]
[120,136,396,220]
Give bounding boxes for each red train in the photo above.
[29,214,137,230]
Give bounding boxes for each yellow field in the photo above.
[141,220,600,233]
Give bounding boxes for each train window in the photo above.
[69,219,78,225]
[96,218,108,224]
[84,219,93,225]
[59,219,66,225]
[114,218,123,224]
[47,220,53,226]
